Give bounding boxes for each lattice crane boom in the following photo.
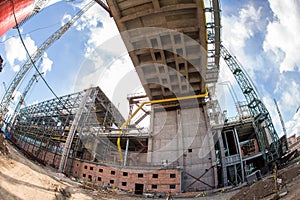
[0,1,95,120]
[220,45,280,163]
[10,59,43,126]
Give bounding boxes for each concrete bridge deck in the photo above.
[107,0,208,100]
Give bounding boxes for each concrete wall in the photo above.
[148,105,217,191]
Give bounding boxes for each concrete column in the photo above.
[204,105,218,188]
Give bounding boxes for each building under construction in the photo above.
[2,0,287,195]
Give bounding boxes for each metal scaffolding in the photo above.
[12,86,126,169]
[12,86,157,170]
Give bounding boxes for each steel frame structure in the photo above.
[11,86,180,169]
[220,45,280,163]
[205,0,221,85]
[12,86,125,168]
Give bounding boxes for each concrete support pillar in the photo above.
[204,105,218,188]
[148,104,216,191]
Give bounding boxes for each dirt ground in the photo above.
[230,158,300,200]
[0,139,300,200]
[0,141,141,200]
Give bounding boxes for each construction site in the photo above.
[0,0,299,199]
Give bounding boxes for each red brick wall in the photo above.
[71,160,181,193]
[16,140,181,193]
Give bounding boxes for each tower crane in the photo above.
[220,45,286,163]
[9,59,43,128]
[0,0,95,121]
[274,99,287,136]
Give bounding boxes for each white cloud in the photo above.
[74,3,120,57]
[222,3,263,79]
[272,75,300,137]
[262,96,282,136]
[70,2,136,117]
[275,76,300,113]
[286,111,300,137]
[41,52,53,75]
[4,35,37,67]
[61,14,72,26]
[73,52,137,117]
[12,64,21,72]
[100,56,140,117]
[263,0,300,72]
[222,4,262,50]
[281,81,300,111]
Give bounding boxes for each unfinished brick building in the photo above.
[8,0,283,195]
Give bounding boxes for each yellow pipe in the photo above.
[117,89,209,164]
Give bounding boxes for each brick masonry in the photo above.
[14,140,181,193]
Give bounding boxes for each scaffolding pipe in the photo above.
[117,90,209,164]
[123,138,129,166]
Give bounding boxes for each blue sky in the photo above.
[0,0,299,137]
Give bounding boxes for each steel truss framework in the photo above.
[12,87,126,167]
[12,86,173,170]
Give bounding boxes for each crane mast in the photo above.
[0,0,95,121]
[220,45,280,163]
[274,99,287,136]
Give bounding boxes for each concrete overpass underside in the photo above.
[107,0,219,191]
[107,0,207,100]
